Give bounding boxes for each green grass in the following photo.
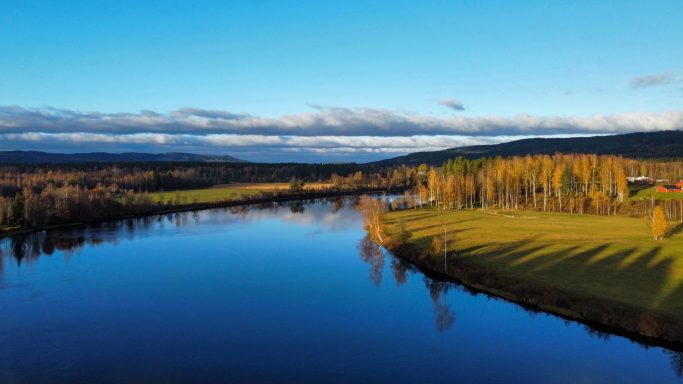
[140,182,334,204]
[386,207,683,319]
[142,186,267,204]
[629,185,683,201]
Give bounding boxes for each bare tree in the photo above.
[358,195,387,245]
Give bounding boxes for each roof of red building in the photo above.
[657,185,682,191]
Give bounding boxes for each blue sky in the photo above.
[0,1,682,162]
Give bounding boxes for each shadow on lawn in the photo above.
[668,223,683,237]
[382,218,683,341]
[455,237,683,314]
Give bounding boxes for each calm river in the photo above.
[0,197,681,383]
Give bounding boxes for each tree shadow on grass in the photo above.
[457,237,683,322]
[667,223,683,237]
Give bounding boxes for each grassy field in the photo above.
[629,184,683,201]
[140,182,332,204]
[385,207,683,319]
[213,182,332,190]
[143,187,263,204]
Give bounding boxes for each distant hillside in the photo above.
[0,151,245,164]
[371,130,683,166]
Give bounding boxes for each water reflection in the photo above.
[358,236,384,286]
[425,279,456,332]
[358,235,456,332]
[667,350,683,378]
[288,201,305,214]
[390,257,409,287]
[1,196,682,382]
[0,197,361,268]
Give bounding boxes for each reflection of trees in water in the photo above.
[331,197,344,214]
[0,215,163,267]
[358,236,384,286]
[666,350,683,378]
[288,201,305,214]
[582,325,611,341]
[174,212,188,227]
[358,235,413,288]
[358,235,456,332]
[225,197,353,218]
[0,196,355,271]
[390,257,409,287]
[3,232,99,266]
[425,278,456,332]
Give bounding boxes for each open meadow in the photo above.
[139,182,332,204]
[385,207,683,320]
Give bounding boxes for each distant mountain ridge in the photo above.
[370,130,683,166]
[0,151,245,164]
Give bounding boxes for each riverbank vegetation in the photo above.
[376,205,683,342]
[4,152,683,235]
[354,152,683,343]
[410,154,683,217]
[0,162,415,233]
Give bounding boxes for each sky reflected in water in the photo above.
[0,197,681,383]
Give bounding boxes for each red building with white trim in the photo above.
[656,184,683,193]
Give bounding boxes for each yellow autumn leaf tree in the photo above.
[652,206,668,240]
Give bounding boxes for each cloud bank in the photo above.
[1,105,681,136]
[0,105,681,162]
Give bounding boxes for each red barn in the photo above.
[676,180,683,189]
[656,185,683,193]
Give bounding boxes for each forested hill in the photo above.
[0,151,245,164]
[371,130,683,166]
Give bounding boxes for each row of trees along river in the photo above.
[409,154,683,221]
[3,153,683,232]
[0,163,416,230]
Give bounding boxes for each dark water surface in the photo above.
[0,198,681,383]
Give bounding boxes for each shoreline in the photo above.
[0,186,406,238]
[384,240,683,350]
[7,189,681,349]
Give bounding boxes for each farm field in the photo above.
[385,207,683,320]
[140,182,333,204]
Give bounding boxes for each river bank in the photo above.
[0,186,406,238]
[383,207,683,346]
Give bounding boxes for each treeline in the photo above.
[5,153,683,231]
[0,163,369,196]
[410,154,683,220]
[0,185,158,229]
[0,163,417,230]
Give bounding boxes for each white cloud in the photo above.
[0,105,682,137]
[0,132,601,155]
[0,105,681,161]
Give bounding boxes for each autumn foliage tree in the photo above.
[358,195,387,245]
[652,206,668,240]
[410,153,683,218]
